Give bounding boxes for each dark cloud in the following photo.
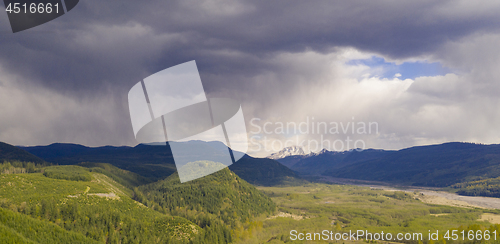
[1,0,500,150]
[2,0,500,92]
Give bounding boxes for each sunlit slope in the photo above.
[78,162,153,189]
[0,165,201,243]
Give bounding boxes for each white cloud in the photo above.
[245,41,500,156]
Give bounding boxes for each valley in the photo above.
[2,162,500,243]
[3,141,500,243]
[318,175,500,210]
[2,2,498,244]
[238,183,500,244]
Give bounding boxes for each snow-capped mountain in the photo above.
[316,148,330,155]
[268,146,306,159]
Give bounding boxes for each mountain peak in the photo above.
[268,146,306,159]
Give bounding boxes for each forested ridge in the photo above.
[0,162,203,243]
[453,177,500,197]
[135,168,276,243]
[20,142,303,186]
[0,207,100,244]
[0,160,277,243]
[285,142,500,187]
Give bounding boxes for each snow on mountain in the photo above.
[302,148,333,157]
[267,146,306,159]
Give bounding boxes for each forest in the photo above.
[0,161,276,243]
[453,177,500,198]
[4,160,500,243]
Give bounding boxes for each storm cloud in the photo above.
[1,0,500,156]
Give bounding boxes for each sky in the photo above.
[1,0,500,157]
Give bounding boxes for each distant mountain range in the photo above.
[272,143,500,187]
[8,140,500,188]
[15,141,303,186]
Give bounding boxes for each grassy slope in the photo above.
[0,165,201,243]
[79,162,153,189]
[43,165,93,181]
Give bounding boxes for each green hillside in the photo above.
[78,162,153,189]
[0,165,201,243]
[43,165,92,181]
[136,168,277,243]
[0,163,277,243]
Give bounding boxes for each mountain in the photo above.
[268,145,306,159]
[135,168,276,229]
[20,143,177,179]
[290,148,390,175]
[0,142,45,164]
[269,146,385,174]
[270,146,378,171]
[290,149,354,175]
[20,141,303,186]
[324,142,500,186]
[270,142,500,187]
[273,154,306,168]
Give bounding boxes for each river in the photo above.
[318,176,500,209]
